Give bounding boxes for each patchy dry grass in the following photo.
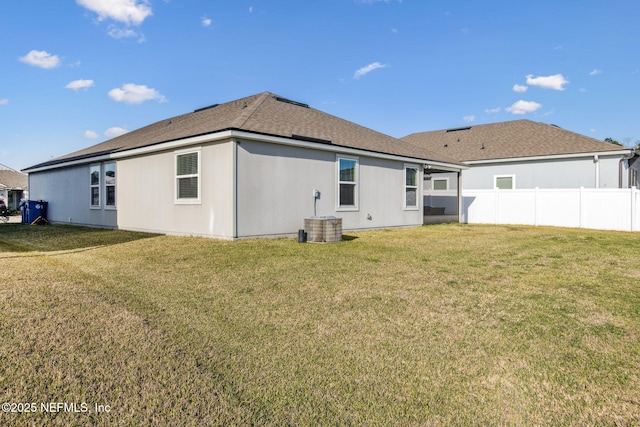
[0,223,639,425]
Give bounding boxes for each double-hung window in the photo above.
[90,164,101,208]
[105,162,116,208]
[175,149,201,203]
[404,165,419,209]
[337,156,358,210]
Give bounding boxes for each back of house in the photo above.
[24,92,463,239]
[403,119,639,191]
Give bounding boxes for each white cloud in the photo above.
[353,62,389,79]
[201,17,212,27]
[249,6,253,13]
[108,25,144,41]
[19,50,61,69]
[76,0,152,25]
[463,115,475,123]
[506,100,542,115]
[65,79,95,91]
[108,83,166,104]
[513,84,528,93]
[589,69,602,76]
[105,127,129,137]
[0,99,8,105]
[526,74,569,91]
[579,88,588,93]
[485,107,501,114]
[83,130,99,139]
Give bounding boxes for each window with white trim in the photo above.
[105,162,116,208]
[90,164,100,207]
[433,178,449,191]
[495,175,515,190]
[337,156,358,210]
[404,165,419,209]
[175,149,201,203]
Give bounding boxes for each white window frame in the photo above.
[175,148,202,204]
[432,177,449,191]
[404,164,420,210]
[336,155,359,211]
[104,162,116,209]
[494,174,516,190]
[90,164,101,208]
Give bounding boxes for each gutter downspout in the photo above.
[233,139,238,239]
[594,155,600,188]
[457,170,462,223]
[619,152,635,188]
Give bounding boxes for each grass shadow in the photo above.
[341,234,359,241]
[0,224,158,253]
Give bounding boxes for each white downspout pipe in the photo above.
[619,152,635,188]
[594,155,600,188]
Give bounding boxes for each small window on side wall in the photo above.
[337,156,358,210]
[495,175,515,190]
[105,162,116,208]
[433,178,448,191]
[404,165,419,209]
[90,164,100,208]
[175,149,201,204]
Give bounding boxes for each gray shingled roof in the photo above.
[0,170,28,190]
[27,92,463,170]
[402,119,629,162]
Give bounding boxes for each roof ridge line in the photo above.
[230,92,272,130]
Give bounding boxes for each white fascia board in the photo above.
[23,154,113,173]
[24,132,236,173]
[424,163,468,172]
[28,129,465,172]
[230,130,465,170]
[110,131,234,159]
[112,128,464,170]
[464,150,633,165]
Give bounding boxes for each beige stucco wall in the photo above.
[28,164,117,227]
[235,139,423,238]
[116,140,235,238]
[29,137,426,238]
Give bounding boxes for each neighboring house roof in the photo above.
[25,92,463,171]
[402,119,631,163]
[0,169,28,190]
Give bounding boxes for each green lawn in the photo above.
[0,223,639,426]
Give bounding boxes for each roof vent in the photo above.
[292,134,331,144]
[446,126,471,133]
[194,104,219,113]
[274,96,309,108]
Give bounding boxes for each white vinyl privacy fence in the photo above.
[462,187,640,232]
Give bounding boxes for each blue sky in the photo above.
[1,0,639,170]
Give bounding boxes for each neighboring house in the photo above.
[403,120,640,216]
[0,164,28,210]
[24,92,463,239]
